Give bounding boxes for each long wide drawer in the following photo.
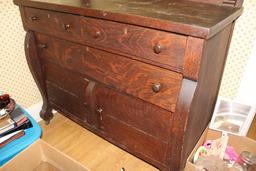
[23,7,187,72]
[36,33,182,112]
[81,17,187,72]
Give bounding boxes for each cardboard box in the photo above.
[185,128,256,171]
[0,139,89,171]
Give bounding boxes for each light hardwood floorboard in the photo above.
[39,113,159,171]
[247,115,256,140]
[39,112,256,171]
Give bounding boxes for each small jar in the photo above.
[235,151,256,171]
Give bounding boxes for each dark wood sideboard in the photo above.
[14,0,243,170]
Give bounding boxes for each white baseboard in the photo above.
[25,101,43,122]
[25,101,57,122]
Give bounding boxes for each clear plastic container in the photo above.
[210,98,256,136]
[232,151,256,171]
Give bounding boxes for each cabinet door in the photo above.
[42,62,89,122]
[95,84,172,166]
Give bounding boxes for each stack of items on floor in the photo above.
[192,132,256,171]
[0,93,32,148]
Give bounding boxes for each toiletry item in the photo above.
[235,151,256,171]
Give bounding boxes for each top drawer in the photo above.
[23,7,81,41]
[81,17,187,72]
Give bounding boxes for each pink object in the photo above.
[225,146,239,161]
[203,140,213,150]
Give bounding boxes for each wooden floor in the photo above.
[247,115,256,140]
[40,113,256,171]
[39,113,159,171]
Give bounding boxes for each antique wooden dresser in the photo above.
[14,0,243,170]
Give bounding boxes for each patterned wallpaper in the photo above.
[0,0,255,108]
[0,0,42,107]
[219,0,256,99]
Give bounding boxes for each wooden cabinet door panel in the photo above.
[47,83,88,122]
[95,85,172,142]
[101,114,168,166]
[44,61,88,100]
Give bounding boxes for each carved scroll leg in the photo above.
[25,31,53,123]
[40,102,53,125]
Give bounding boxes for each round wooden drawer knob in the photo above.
[153,43,162,54]
[93,30,101,38]
[38,44,47,49]
[97,108,103,114]
[30,16,38,21]
[152,83,161,93]
[63,24,71,30]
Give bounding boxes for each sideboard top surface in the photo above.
[14,0,242,39]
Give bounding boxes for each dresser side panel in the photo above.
[181,23,233,168]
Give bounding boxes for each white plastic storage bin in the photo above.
[210,97,256,136]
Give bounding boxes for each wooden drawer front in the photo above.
[47,83,88,122]
[44,62,88,100]
[36,34,182,112]
[81,17,187,71]
[83,47,182,112]
[101,114,168,165]
[96,85,172,142]
[24,7,80,41]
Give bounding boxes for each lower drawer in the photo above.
[101,114,168,166]
[47,83,88,122]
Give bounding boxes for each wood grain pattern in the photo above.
[36,34,182,112]
[189,0,243,7]
[16,1,243,170]
[49,91,168,170]
[47,83,88,122]
[100,114,168,167]
[81,17,187,72]
[25,31,53,122]
[14,0,242,39]
[183,37,204,81]
[81,47,182,112]
[24,7,81,42]
[40,113,159,171]
[247,115,256,140]
[95,84,173,142]
[181,24,233,169]
[44,62,88,99]
[168,79,197,171]
[85,80,99,128]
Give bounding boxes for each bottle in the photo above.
[233,151,256,171]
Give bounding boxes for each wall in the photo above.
[219,0,256,99]
[0,0,255,109]
[236,41,256,106]
[0,0,42,108]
